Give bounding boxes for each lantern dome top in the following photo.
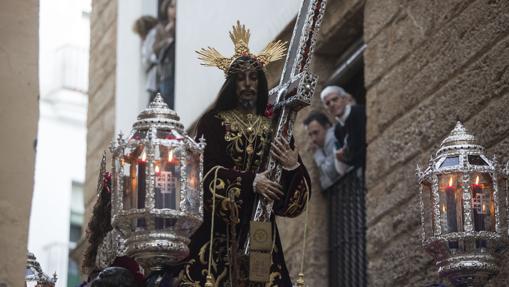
[133,93,184,132]
[436,121,484,157]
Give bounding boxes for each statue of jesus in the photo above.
[156,22,311,287]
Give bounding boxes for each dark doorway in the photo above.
[325,39,367,287]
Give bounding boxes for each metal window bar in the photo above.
[327,167,367,287]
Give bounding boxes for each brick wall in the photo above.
[364,0,509,285]
[81,0,117,257]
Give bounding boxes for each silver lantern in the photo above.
[25,252,57,287]
[110,94,205,272]
[417,121,509,286]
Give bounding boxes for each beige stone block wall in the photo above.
[0,0,39,286]
[77,0,117,265]
[364,0,509,285]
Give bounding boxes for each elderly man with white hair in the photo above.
[320,85,366,172]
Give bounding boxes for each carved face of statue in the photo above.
[235,69,259,112]
[323,92,348,118]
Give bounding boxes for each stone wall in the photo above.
[0,1,39,286]
[364,0,509,285]
[76,0,117,263]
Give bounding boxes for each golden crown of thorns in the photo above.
[196,21,287,76]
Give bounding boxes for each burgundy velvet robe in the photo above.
[175,110,311,286]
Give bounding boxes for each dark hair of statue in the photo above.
[82,179,113,275]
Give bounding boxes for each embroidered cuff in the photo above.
[283,162,300,171]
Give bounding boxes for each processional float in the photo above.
[93,0,329,283]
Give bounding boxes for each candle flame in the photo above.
[475,175,480,185]
[168,150,174,162]
[141,150,146,162]
[482,203,486,213]
[442,205,446,213]
[448,176,453,187]
[155,164,160,174]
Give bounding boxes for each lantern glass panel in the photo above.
[421,181,434,237]
[440,156,460,168]
[154,146,181,210]
[470,173,495,232]
[122,145,147,210]
[131,130,147,141]
[184,151,200,214]
[468,155,488,166]
[157,129,175,140]
[438,174,464,233]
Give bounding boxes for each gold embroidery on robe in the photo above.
[217,110,272,172]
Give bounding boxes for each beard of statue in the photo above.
[238,98,256,110]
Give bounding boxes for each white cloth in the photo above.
[313,127,342,190]
[141,28,158,92]
[336,104,351,126]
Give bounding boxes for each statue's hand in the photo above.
[271,137,299,170]
[254,170,283,201]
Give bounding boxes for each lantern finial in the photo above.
[134,93,183,132]
[436,121,482,157]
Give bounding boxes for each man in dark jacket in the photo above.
[320,85,366,169]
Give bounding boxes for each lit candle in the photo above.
[473,175,485,231]
[168,149,174,162]
[137,149,147,209]
[445,176,458,232]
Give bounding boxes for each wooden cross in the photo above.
[253,0,327,223]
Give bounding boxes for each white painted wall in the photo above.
[29,91,87,286]
[175,0,301,127]
[113,0,300,131]
[29,0,90,285]
[115,0,158,135]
